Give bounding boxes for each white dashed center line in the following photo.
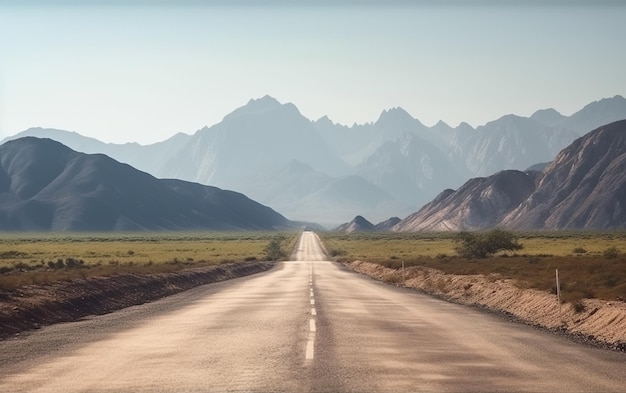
[306,259,316,362]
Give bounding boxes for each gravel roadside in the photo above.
[346,260,626,352]
[0,261,274,340]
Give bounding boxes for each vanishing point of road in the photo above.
[0,231,624,392]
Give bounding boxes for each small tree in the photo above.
[265,237,287,261]
[455,228,523,258]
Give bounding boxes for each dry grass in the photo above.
[320,231,626,302]
[0,232,299,290]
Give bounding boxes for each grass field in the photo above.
[319,231,626,302]
[0,232,299,290]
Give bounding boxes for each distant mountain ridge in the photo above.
[333,215,402,233]
[0,137,296,231]
[5,95,625,226]
[334,215,376,233]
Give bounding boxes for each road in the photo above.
[0,231,624,392]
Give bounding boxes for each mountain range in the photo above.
[0,138,296,231]
[390,120,626,231]
[5,95,626,226]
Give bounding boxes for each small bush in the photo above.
[571,300,586,313]
[330,248,346,257]
[603,247,620,259]
[572,247,587,254]
[265,237,287,261]
[455,229,523,258]
[65,258,84,269]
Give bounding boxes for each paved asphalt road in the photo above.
[0,231,625,392]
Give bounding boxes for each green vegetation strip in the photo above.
[319,231,626,303]
[0,232,299,290]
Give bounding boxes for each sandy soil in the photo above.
[0,261,273,340]
[347,260,626,351]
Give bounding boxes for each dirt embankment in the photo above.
[0,262,273,340]
[347,260,626,351]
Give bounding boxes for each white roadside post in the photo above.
[556,269,562,323]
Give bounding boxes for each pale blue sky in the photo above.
[1,1,625,144]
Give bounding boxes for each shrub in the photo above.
[265,237,286,261]
[571,300,586,313]
[454,229,523,258]
[65,258,84,269]
[603,246,620,259]
[329,248,346,257]
[572,247,587,254]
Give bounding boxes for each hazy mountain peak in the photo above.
[557,95,626,134]
[316,115,334,125]
[590,94,625,107]
[457,122,475,132]
[577,95,626,118]
[480,114,531,130]
[376,107,415,125]
[247,95,281,108]
[530,108,565,126]
[434,120,450,128]
[224,95,286,120]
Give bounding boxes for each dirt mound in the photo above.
[347,260,626,351]
[0,262,273,339]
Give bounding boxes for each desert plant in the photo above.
[454,229,523,258]
[329,248,346,257]
[603,246,620,259]
[65,258,84,269]
[264,237,286,261]
[571,299,586,313]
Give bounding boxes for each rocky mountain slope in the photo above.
[503,120,626,229]
[0,137,294,231]
[393,170,539,231]
[394,120,626,231]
